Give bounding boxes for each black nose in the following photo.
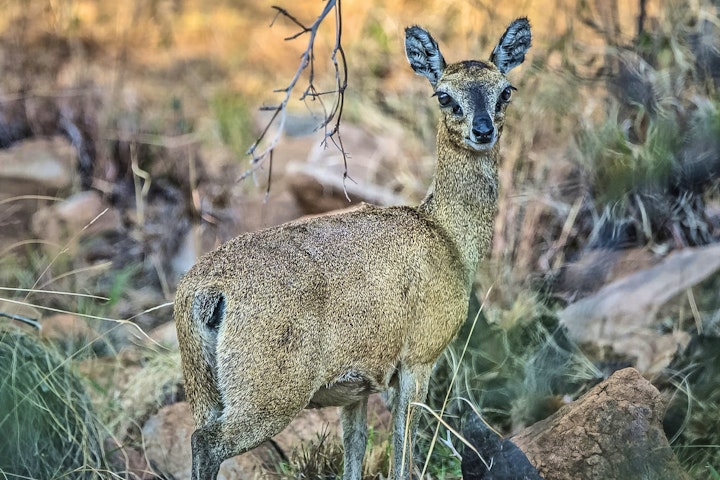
[472,116,494,143]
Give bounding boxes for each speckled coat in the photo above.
[175,17,531,480]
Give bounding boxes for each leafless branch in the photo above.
[243,0,351,196]
[0,311,41,329]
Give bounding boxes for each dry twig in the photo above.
[244,0,351,199]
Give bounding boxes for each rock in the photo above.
[273,407,341,453]
[142,396,391,479]
[142,402,324,479]
[0,136,80,241]
[105,437,155,480]
[271,394,389,453]
[0,97,31,147]
[0,136,77,196]
[31,190,123,250]
[558,244,720,375]
[142,402,269,480]
[285,123,409,215]
[171,225,202,279]
[512,368,691,480]
[0,302,41,332]
[461,414,542,480]
[556,247,658,299]
[288,169,405,214]
[223,189,305,240]
[148,321,179,349]
[39,313,98,344]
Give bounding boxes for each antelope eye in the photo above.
[500,86,512,102]
[436,92,453,107]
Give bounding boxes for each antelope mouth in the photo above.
[464,136,496,151]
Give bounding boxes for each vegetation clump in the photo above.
[0,327,108,479]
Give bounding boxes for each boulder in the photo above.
[513,368,690,480]
[141,402,269,480]
[0,136,77,196]
[558,244,720,375]
[31,190,122,249]
[141,395,391,479]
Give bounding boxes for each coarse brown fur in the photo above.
[175,18,531,480]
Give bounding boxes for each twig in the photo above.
[326,0,354,200]
[0,312,41,330]
[244,0,350,197]
[637,0,647,38]
[439,430,463,460]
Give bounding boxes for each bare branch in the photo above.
[0,311,41,329]
[270,6,309,37]
[327,0,354,199]
[243,0,350,195]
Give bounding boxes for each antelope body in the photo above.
[175,18,531,480]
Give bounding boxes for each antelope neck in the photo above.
[419,130,500,280]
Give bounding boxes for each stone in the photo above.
[285,124,408,215]
[558,244,720,375]
[31,190,123,249]
[512,368,691,480]
[39,313,98,344]
[556,247,658,299]
[141,395,391,479]
[142,402,269,480]
[0,136,77,196]
[148,321,179,350]
[462,414,542,480]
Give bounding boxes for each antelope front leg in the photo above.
[391,364,432,480]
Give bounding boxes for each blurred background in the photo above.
[0,0,719,478]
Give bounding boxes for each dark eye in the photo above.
[500,86,513,102]
[496,86,514,113]
[436,92,463,116]
[436,92,453,107]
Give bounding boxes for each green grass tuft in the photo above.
[0,326,109,479]
[210,90,254,159]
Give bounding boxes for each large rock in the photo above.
[462,415,542,480]
[512,368,690,480]
[39,313,99,344]
[141,396,391,479]
[558,244,720,375]
[31,190,123,250]
[141,402,269,480]
[0,136,77,196]
[555,247,658,299]
[141,402,340,479]
[284,123,412,215]
[0,136,79,241]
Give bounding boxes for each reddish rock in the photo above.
[40,313,98,343]
[513,368,690,480]
[31,190,122,249]
[148,321,179,349]
[142,395,391,479]
[0,136,77,196]
[559,244,720,374]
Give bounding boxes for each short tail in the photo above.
[175,285,226,427]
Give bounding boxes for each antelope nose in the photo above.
[472,117,494,143]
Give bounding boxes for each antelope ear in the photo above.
[405,26,446,87]
[490,17,532,74]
